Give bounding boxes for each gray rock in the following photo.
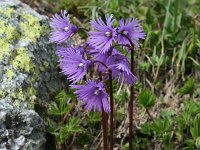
[0,0,64,109]
[0,0,65,149]
[0,100,46,150]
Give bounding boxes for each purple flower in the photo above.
[56,46,84,57]
[109,62,137,85]
[117,18,145,48]
[50,10,78,43]
[107,53,137,85]
[57,46,91,82]
[91,49,110,72]
[93,49,118,72]
[71,81,110,112]
[88,15,116,53]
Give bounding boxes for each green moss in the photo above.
[11,47,35,72]
[6,69,15,79]
[19,14,47,43]
[0,8,14,19]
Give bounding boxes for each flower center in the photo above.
[78,63,84,68]
[94,89,100,95]
[105,31,112,37]
[64,26,69,32]
[123,30,128,35]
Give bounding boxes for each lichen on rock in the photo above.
[0,0,65,149]
[0,0,64,109]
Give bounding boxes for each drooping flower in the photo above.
[109,62,137,85]
[107,53,137,85]
[88,15,116,53]
[71,81,110,112]
[57,46,91,82]
[56,46,84,57]
[89,48,118,73]
[117,18,145,48]
[49,10,78,43]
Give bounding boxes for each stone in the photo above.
[0,0,64,109]
[0,100,46,150]
[0,0,65,149]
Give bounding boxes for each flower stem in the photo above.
[129,48,135,150]
[78,27,89,32]
[111,44,130,49]
[102,108,108,150]
[118,32,135,150]
[117,32,135,48]
[93,60,108,69]
[109,70,114,150]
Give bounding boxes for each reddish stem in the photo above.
[102,108,108,150]
[109,71,114,150]
[129,48,135,150]
[93,60,108,69]
[117,31,135,150]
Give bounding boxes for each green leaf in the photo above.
[184,139,195,150]
[140,122,152,135]
[183,100,200,115]
[138,89,156,108]
[178,78,195,95]
[152,118,172,135]
[49,102,72,116]
[163,132,174,150]
[139,61,150,71]
[114,89,128,103]
[57,117,82,144]
[188,57,200,71]
[87,112,101,124]
[160,108,176,120]
[195,137,200,149]
[191,113,200,140]
[49,89,76,116]
[75,133,93,147]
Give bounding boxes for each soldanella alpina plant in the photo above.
[49,10,145,150]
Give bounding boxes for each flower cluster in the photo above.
[50,11,145,113]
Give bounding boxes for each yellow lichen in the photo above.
[4,25,18,41]
[0,8,14,18]
[20,14,47,42]
[6,69,15,79]
[0,20,5,28]
[0,8,49,108]
[13,100,20,107]
[0,18,18,41]
[0,20,19,60]
[16,89,26,101]
[27,87,36,108]
[12,87,36,108]
[11,47,35,72]
[0,39,10,60]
